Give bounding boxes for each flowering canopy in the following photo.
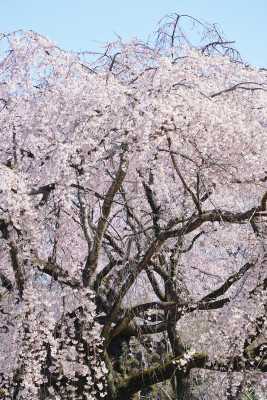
[0,14,266,400]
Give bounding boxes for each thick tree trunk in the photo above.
[167,326,195,399]
[165,271,195,400]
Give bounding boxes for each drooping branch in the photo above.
[202,40,236,54]
[9,241,23,297]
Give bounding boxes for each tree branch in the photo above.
[102,235,165,346]
[201,262,254,301]
[82,156,128,287]
[28,183,56,206]
[109,297,230,343]
[0,218,24,297]
[78,187,93,250]
[142,179,161,235]
[211,82,267,98]
[178,230,205,253]
[116,345,267,400]
[34,258,81,288]
[94,260,123,292]
[146,268,166,301]
[0,273,13,291]
[167,136,202,214]
[102,200,265,345]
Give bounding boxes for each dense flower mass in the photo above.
[0,15,266,400]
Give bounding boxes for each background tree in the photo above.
[0,14,266,400]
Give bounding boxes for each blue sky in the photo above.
[1,0,266,67]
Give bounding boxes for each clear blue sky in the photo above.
[1,0,266,67]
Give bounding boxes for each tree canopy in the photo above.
[0,14,266,400]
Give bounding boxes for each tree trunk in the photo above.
[167,326,195,399]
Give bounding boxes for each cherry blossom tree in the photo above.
[0,14,266,400]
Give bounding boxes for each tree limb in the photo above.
[146,267,165,301]
[34,258,81,288]
[142,180,161,235]
[116,344,267,400]
[211,82,267,98]
[0,218,24,298]
[201,262,254,301]
[109,297,230,343]
[82,156,128,287]
[0,273,13,291]
[78,187,93,250]
[167,136,202,214]
[102,193,267,346]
